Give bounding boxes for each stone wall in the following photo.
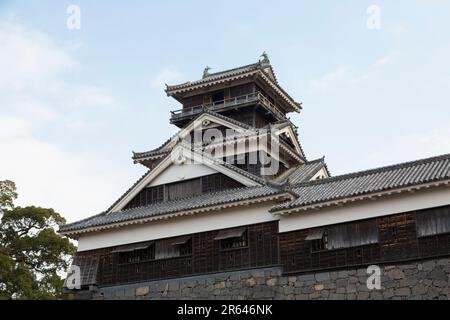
[84,257,450,300]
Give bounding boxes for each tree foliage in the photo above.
[0,180,17,211]
[0,180,76,299]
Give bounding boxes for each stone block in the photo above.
[369,291,383,300]
[245,277,256,287]
[357,292,370,300]
[329,293,346,300]
[422,260,436,272]
[383,288,394,299]
[429,269,447,282]
[412,284,426,296]
[297,274,314,282]
[135,286,149,297]
[387,269,404,280]
[266,277,277,286]
[399,277,418,287]
[314,284,324,291]
[315,272,330,282]
[394,287,411,296]
[346,284,357,293]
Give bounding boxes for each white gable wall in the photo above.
[309,168,329,181]
[149,163,217,186]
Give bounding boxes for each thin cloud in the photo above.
[306,52,396,94]
[0,20,133,223]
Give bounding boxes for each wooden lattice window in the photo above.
[167,179,201,201]
[150,185,164,204]
[306,228,328,252]
[113,242,154,265]
[214,227,248,250]
[154,236,192,260]
[306,220,379,252]
[327,220,379,250]
[201,174,242,193]
[416,206,450,237]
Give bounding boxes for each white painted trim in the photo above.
[149,163,217,186]
[278,186,450,233]
[76,202,280,251]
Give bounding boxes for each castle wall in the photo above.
[82,257,450,300]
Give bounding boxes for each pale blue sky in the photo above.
[1,1,449,222]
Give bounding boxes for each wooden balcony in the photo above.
[170,92,286,124]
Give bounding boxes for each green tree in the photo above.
[0,180,76,299]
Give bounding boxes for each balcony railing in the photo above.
[170,92,286,122]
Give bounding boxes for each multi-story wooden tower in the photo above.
[131,55,308,187]
[59,56,450,300]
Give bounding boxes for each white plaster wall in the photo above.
[310,168,329,180]
[279,187,450,233]
[77,203,278,252]
[149,163,217,186]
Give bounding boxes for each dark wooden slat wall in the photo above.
[76,205,450,288]
[280,205,450,274]
[84,221,279,287]
[124,173,242,210]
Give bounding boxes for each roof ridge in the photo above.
[292,153,450,188]
[204,62,260,78]
[166,62,261,90]
[303,157,326,165]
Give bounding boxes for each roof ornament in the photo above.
[202,66,211,78]
[260,51,270,64]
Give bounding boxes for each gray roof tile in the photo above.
[59,152,450,234]
[59,185,283,233]
[272,153,450,212]
[166,63,263,92]
[275,158,328,184]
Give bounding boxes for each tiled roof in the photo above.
[274,158,328,184]
[59,152,450,235]
[165,61,301,112]
[59,185,285,233]
[271,153,450,212]
[166,63,263,92]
